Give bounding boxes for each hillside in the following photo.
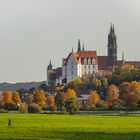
[0,81,46,92]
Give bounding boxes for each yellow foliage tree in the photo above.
[34,90,46,106]
[12,91,22,106]
[3,91,13,103]
[88,90,100,108]
[64,88,77,101]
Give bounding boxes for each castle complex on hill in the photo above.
[47,24,140,85]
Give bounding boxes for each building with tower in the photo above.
[47,24,140,85]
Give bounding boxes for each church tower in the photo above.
[107,24,117,67]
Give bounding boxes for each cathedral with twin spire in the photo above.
[47,24,140,85]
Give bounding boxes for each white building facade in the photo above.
[62,50,98,83]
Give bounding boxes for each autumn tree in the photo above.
[88,90,100,108]
[124,92,138,107]
[106,85,120,107]
[33,90,46,106]
[93,79,101,92]
[120,81,140,99]
[3,91,14,103]
[0,91,3,107]
[46,96,55,107]
[81,74,88,82]
[64,88,77,101]
[101,78,108,95]
[12,91,22,106]
[46,95,56,112]
[3,91,17,110]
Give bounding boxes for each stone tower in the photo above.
[47,60,53,84]
[107,24,117,67]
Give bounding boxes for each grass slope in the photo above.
[0,114,140,140]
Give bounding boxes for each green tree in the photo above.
[65,98,78,114]
[55,92,65,108]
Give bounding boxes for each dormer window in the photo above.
[84,58,87,64]
[92,58,95,64]
[88,58,91,65]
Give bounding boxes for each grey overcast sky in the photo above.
[0,0,140,83]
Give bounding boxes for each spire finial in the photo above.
[82,44,85,51]
[122,51,125,65]
[78,39,81,52]
[49,59,52,65]
[112,24,115,32]
[47,59,53,70]
[110,23,113,32]
[72,47,73,53]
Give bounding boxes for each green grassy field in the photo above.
[0,113,140,140]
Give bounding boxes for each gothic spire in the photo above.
[71,47,74,53]
[82,44,85,51]
[78,39,81,52]
[110,23,113,33]
[122,51,125,65]
[47,60,53,70]
[112,24,115,32]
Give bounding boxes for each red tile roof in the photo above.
[77,51,97,58]
[97,56,108,69]
[64,51,98,65]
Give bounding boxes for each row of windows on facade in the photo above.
[71,71,95,75]
[71,58,96,65]
[71,65,96,69]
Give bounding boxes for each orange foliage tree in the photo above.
[64,88,77,101]
[33,90,46,106]
[120,81,140,99]
[88,90,100,108]
[106,85,120,106]
[46,96,55,107]
[3,91,14,103]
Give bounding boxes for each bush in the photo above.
[65,98,78,115]
[61,106,67,114]
[49,106,57,113]
[0,109,8,113]
[96,100,108,109]
[42,105,49,111]
[28,103,42,113]
[3,102,18,111]
[19,104,28,113]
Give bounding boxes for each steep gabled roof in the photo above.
[64,50,98,65]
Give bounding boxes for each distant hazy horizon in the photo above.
[0,0,140,83]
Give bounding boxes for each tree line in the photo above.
[0,64,140,114]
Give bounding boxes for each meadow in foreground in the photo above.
[0,113,140,140]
